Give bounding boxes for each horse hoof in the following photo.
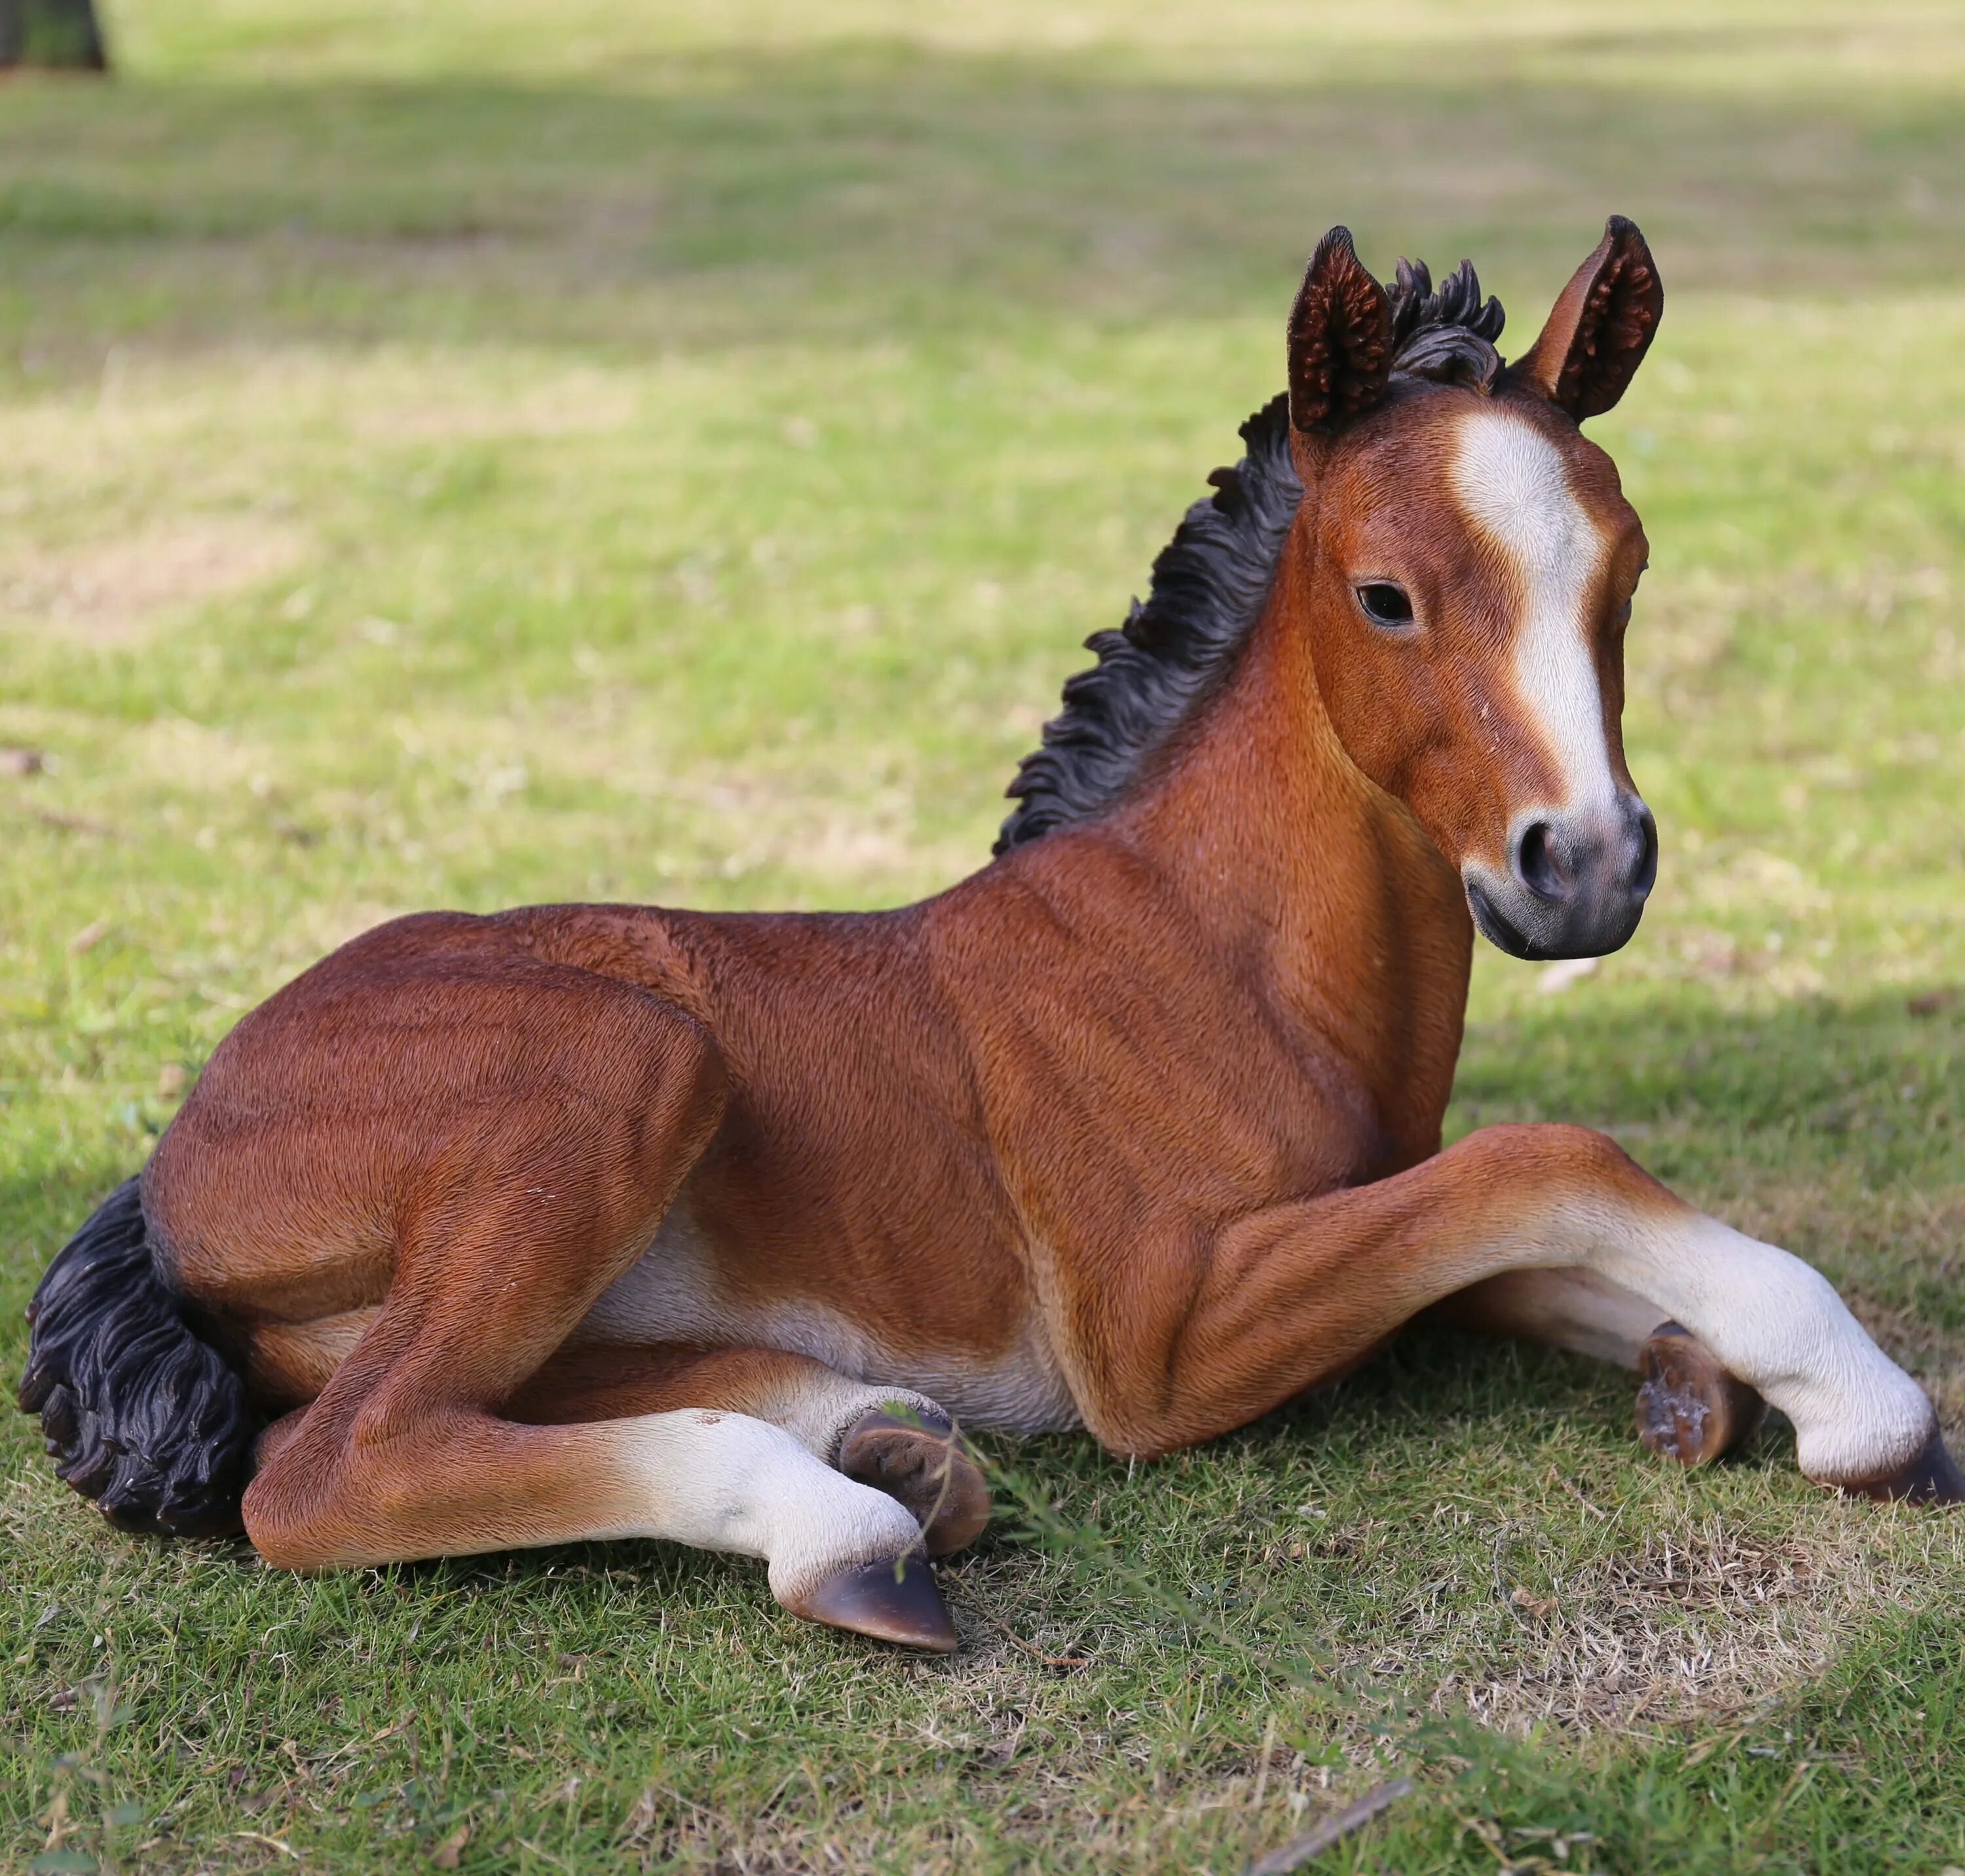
[1635,1322,1765,1467]
[786,1554,959,1653]
[1841,1429,1965,1505]
[838,1408,991,1556]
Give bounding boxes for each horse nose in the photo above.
[1511,797,1657,916]
[1468,798,1658,960]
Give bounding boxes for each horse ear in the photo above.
[1286,227,1394,436]
[1508,216,1663,421]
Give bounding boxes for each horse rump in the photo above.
[18,1176,257,1537]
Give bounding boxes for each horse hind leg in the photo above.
[225,972,962,1648]
[253,1398,957,1649]
[508,1343,992,1558]
[247,1320,967,1648]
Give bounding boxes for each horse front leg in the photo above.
[1434,1267,1768,1466]
[1060,1123,1958,1499]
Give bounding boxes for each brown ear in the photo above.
[1287,227,1394,435]
[1507,216,1663,421]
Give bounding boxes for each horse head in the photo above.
[1284,218,1664,961]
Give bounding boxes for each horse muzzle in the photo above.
[1463,795,1658,961]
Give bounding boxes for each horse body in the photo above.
[24,218,1960,1652]
[157,670,1458,1442]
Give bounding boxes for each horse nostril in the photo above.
[1627,801,1659,897]
[1514,820,1569,903]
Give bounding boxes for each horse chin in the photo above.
[1464,877,1544,960]
[1463,874,1643,963]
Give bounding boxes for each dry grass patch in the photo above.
[344,364,643,443]
[1437,1509,1965,1736]
[0,516,309,645]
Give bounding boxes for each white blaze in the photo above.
[1451,409,1620,816]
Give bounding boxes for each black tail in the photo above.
[18,1178,257,1538]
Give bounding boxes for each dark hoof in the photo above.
[838,1408,990,1556]
[786,1554,958,1653]
[1635,1322,1766,1467]
[1842,1429,1965,1505]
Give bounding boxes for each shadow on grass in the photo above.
[0,35,1962,370]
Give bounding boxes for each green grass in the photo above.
[3,2,1964,1869]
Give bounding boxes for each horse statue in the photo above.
[22,218,1958,1653]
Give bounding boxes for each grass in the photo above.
[3,1,1964,1869]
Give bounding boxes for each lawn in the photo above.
[3,1,1964,1869]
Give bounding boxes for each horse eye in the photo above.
[1356,582,1414,628]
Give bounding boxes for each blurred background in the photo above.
[2,4,1961,967]
[3,5,1963,1872]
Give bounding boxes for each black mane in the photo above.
[994,255,1504,854]
[993,392,1300,854]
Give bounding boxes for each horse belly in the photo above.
[576,1201,1081,1435]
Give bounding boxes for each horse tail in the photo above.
[18,1176,257,1538]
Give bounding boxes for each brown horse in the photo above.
[22,217,1960,1654]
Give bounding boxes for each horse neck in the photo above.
[1112,538,1475,1155]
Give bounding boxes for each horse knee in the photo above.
[242,1414,434,1570]
[240,1457,344,1570]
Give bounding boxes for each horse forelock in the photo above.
[994,256,1508,855]
[1388,255,1506,392]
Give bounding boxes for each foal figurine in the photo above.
[24,217,1960,1653]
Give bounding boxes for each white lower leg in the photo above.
[1562,1203,1934,1482]
[599,1409,926,1602]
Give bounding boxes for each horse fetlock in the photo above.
[1634,1323,1764,1467]
[837,1407,991,1556]
[1784,1361,1939,1493]
[760,1472,927,1609]
[1615,1214,1938,1491]
[1790,1382,1949,1497]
